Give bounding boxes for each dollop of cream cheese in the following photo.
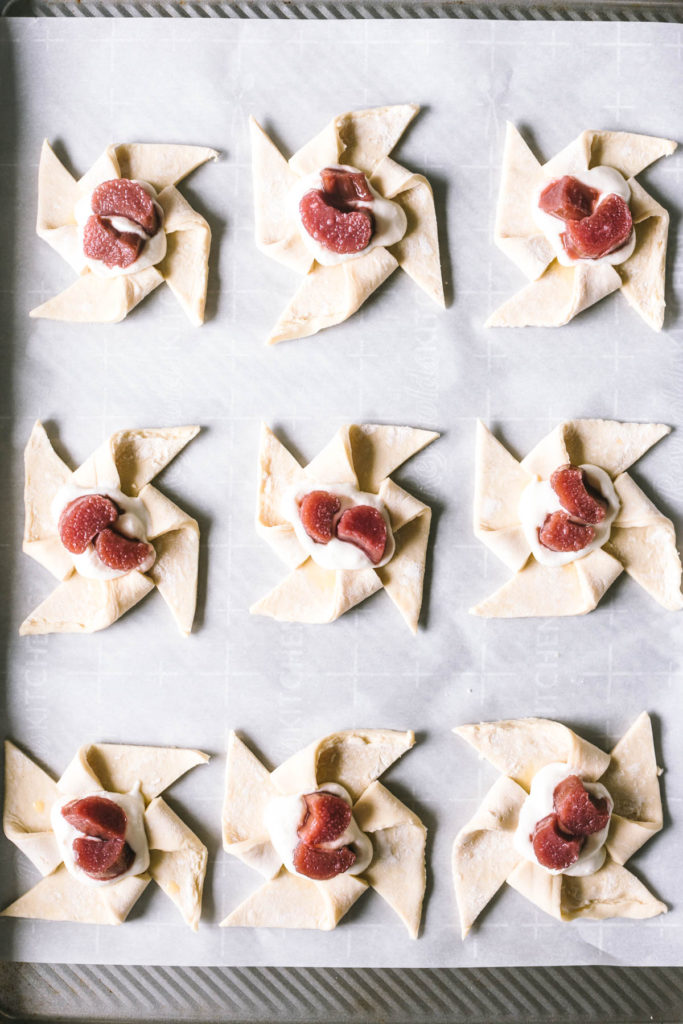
[263,782,373,879]
[533,166,636,268]
[282,480,395,571]
[50,785,149,888]
[73,179,167,278]
[52,481,156,580]
[519,464,619,568]
[514,763,612,877]
[292,164,407,266]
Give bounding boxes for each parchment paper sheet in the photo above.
[0,16,681,967]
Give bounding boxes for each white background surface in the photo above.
[0,16,681,967]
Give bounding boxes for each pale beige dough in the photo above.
[250,105,444,344]
[2,741,208,929]
[472,418,683,617]
[487,124,677,330]
[31,140,217,325]
[221,730,426,937]
[251,423,438,632]
[452,715,666,938]
[20,420,200,636]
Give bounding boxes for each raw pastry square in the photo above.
[251,105,445,343]
[21,421,201,636]
[251,422,439,631]
[472,418,683,617]
[31,141,218,325]
[3,740,209,929]
[221,729,426,937]
[487,124,677,330]
[452,714,666,938]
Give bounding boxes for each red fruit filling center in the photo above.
[553,775,611,837]
[58,493,155,573]
[531,777,610,872]
[538,464,609,553]
[299,167,375,255]
[298,491,388,564]
[84,178,160,269]
[538,175,633,261]
[61,795,135,881]
[293,791,357,881]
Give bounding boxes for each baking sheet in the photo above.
[0,16,681,969]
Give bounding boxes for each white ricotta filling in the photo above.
[514,762,612,878]
[519,464,619,568]
[51,786,150,888]
[73,179,167,278]
[291,164,407,266]
[52,481,155,580]
[264,782,373,879]
[533,166,635,268]
[282,480,395,571]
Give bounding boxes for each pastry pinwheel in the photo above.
[472,418,683,617]
[487,124,676,330]
[250,104,444,343]
[31,140,217,325]
[2,740,208,929]
[21,421,200,636]
[221,729,426,936]
[452,714,666,937]
[251,422,439,631]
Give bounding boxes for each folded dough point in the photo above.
[1,865,150,925]
[19,572,155,636]
[220,868,367,931]
[250,559,382,624]
[470,551,623,619]
[486,260,621,329]
[267,248,399,344]
[451,776,526,938]
[454,718,611,790]
[354,781,426,939]
[30,267,164,324]
[146,798,208,932]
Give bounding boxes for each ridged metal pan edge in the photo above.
[2,963,683,1022]
[2,0,683,19]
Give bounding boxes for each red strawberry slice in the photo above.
[550,465,607,525]
[553,775,611,837]
[292,841,357,881]
[299,491,342,545]
[538,511,595,553]
[297,791,352,846]
[61,795,127,840]
[95,528,155,573]
[58,494,119,555]
[299,190,374,255]
[83,215,145,269]
[336,505,387,564]
[538,175,599,221]
[320,167,373,205]
[91,178,159,236]
[532,813,583,871]
[72,836,135,881]
[562,194,633,260]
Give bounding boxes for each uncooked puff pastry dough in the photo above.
[21,420,200,636]
[2,740,209,929]
[452,714,666,938]
[251,422,439,631]
[31,140,218,325]
[251,105,445,343]
[472,418,683,617]
[487,124,677,330]
[221,729,426,937]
